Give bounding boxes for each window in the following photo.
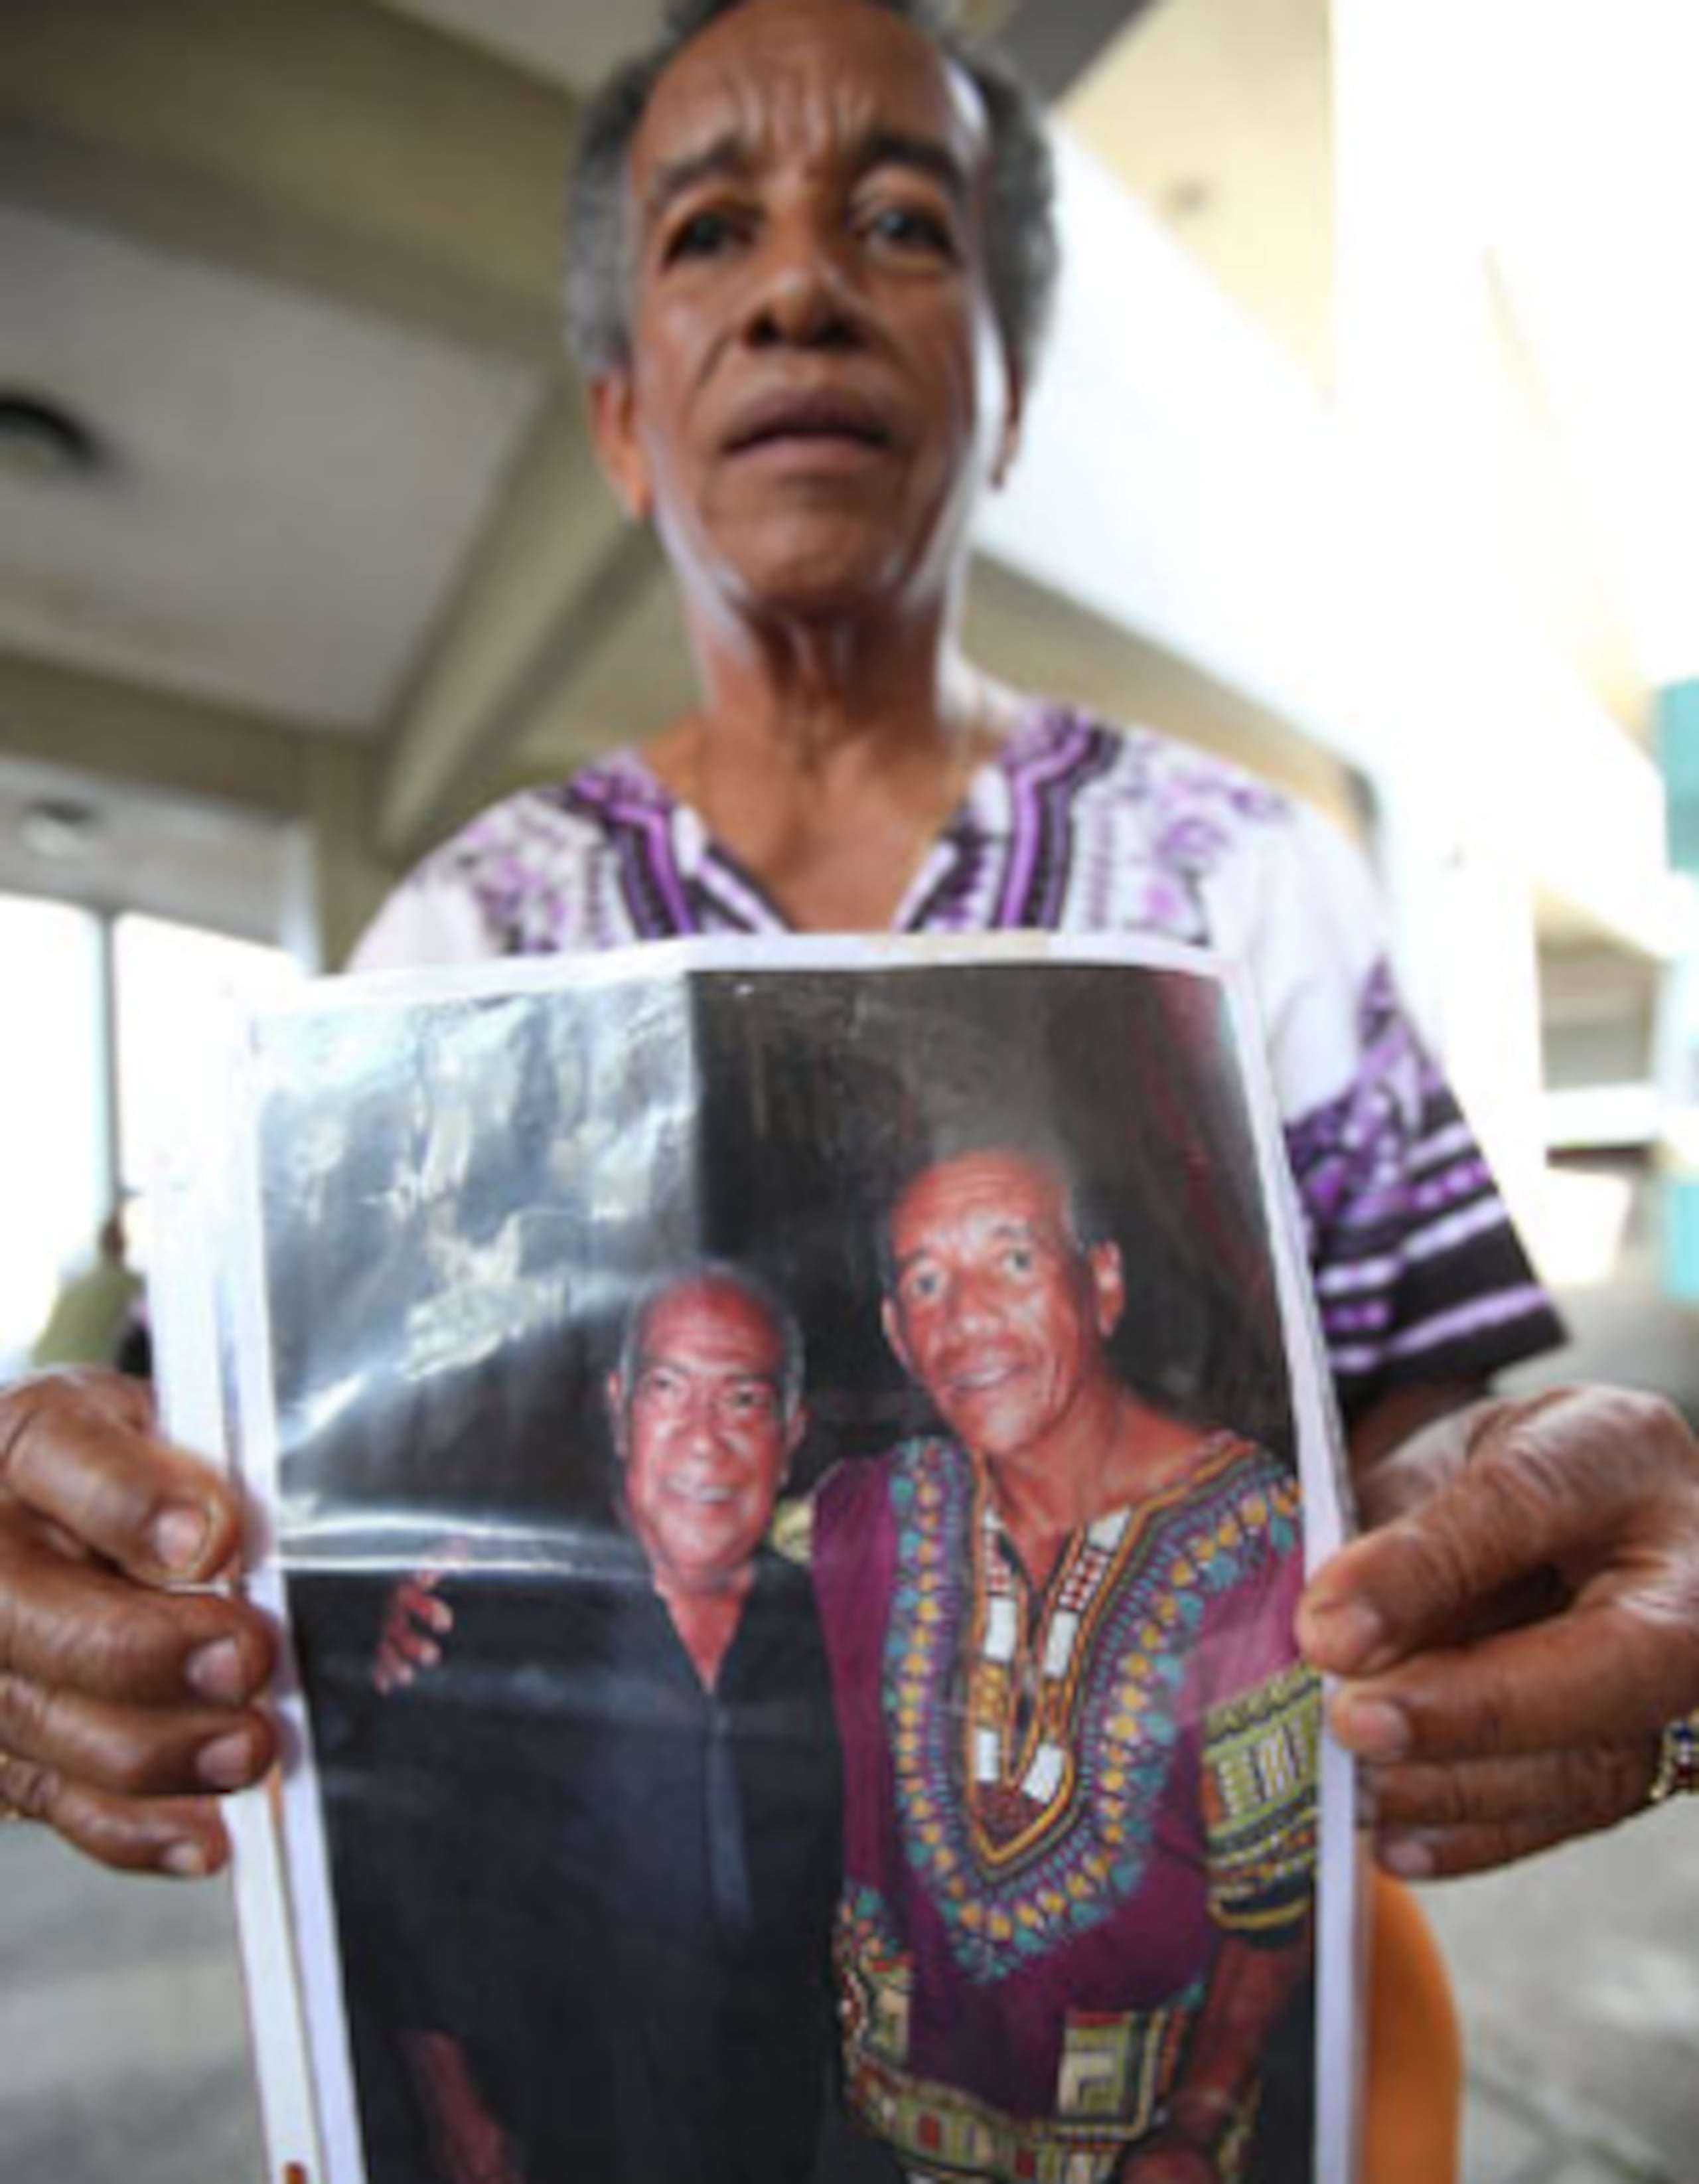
[0,896,299,1373]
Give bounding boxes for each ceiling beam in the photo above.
[998,0,1167,100]
[1,0,573,362]
[0,651,317,818]
[374,380,665,866]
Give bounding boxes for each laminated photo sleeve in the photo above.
[155,932,1359,2184]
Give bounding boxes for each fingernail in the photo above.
[1302,1598,1388,1674]
[151,1504,210,1573]
[187,1637,249,1704]
[161,1839,211,1879]
[1334,1695,1412,1760]
[1378,1833,1436,1880]
[198,1729,259,1789]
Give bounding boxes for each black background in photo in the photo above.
[250,959,1295,1555]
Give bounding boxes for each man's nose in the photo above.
[680,1393,736,1457]
[948,1270,1001,1334]
[741,223,861,351]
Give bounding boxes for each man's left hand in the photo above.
[1298,1383,1699,1877]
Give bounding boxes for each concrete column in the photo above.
[1655,684,1699,1298]
[283,742,394,973]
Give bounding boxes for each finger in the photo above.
[0,1371,242,1586]
[1301,1385,1699,1674]
[0,1666,276,1798]
[0,1527,273,1708]
[1372,1787,1649,1881]
[1326,1604,1699,1763]
[1365,1740,1652,1841]
[394,1582,454,1636]
[373,1645,430,1695]
[0,1747,234,1878]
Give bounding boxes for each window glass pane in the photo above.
[0,895,107,1373]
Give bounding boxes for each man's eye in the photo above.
[905,1267,944,1304]
[665,208,744,263]
[863,204,954,256]
[723,1382,777,1420]
[638,1369,685,1407]
[1001,1246,1035,1276]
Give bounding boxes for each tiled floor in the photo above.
[1426,1804,1699,2184]
[6,1793,1698,2183]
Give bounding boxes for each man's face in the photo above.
[611,1279,802,1595]
[883,1151,1125,1462]
[590,0,1018,625]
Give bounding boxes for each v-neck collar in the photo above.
[584,700,1101,938]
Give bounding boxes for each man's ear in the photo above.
[991,360,1025,490]
[605,1371,629,1457]
[881,1296,915,1377]
[1088,1241,1126,1340]
[784,1404,808,1468]
[589,368,653,522]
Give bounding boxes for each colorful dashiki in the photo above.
[356,702,1564,1413]
[810,1432,1317,2183]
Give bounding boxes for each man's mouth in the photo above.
[723,388,895,459]
[666,1480,737,1506]
[942,1358,1025,1399]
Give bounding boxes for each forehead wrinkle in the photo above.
[643,129,754,222]
[636,20,988,212]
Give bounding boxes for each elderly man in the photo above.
[813,1146,1315,2183]
[332,1265,844,2184]
[0,12,1695,2179]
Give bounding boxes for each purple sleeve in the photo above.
[1284,961,1565,1413]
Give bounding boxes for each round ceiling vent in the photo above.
[20,797,106,860]
[0,392,105,482]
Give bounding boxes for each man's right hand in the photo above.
[372,1560,459,1695]
[0,1368,275,1875]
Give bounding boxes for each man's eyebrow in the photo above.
[894,1215,1045,1269]
[853,127,970,202]
[644,127,970,223]
[644,131,753,220]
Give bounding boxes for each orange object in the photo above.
[1360,1872,1462,2184]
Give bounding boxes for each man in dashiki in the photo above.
[811,1146,1319,2184]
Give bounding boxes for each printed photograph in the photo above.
[217,940,1346,2184]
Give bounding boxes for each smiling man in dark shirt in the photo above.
[334,1266,846,2184]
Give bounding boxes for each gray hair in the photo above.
[564,0,1059,389]
[614,1260,807,1415]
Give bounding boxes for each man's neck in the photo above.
[642,607,1007,931]
[654,1564,756,1693]
[978,1384,1206,1585]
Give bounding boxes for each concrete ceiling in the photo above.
[372,0,1029,98]
[373,0,674,93]
[0,203,541,728]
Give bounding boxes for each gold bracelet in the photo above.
[1648,1711,1699,1804]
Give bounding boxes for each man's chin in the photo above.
[938,1399,1041,1464]
[654,1531,761,1593]
[709,523,920,623]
